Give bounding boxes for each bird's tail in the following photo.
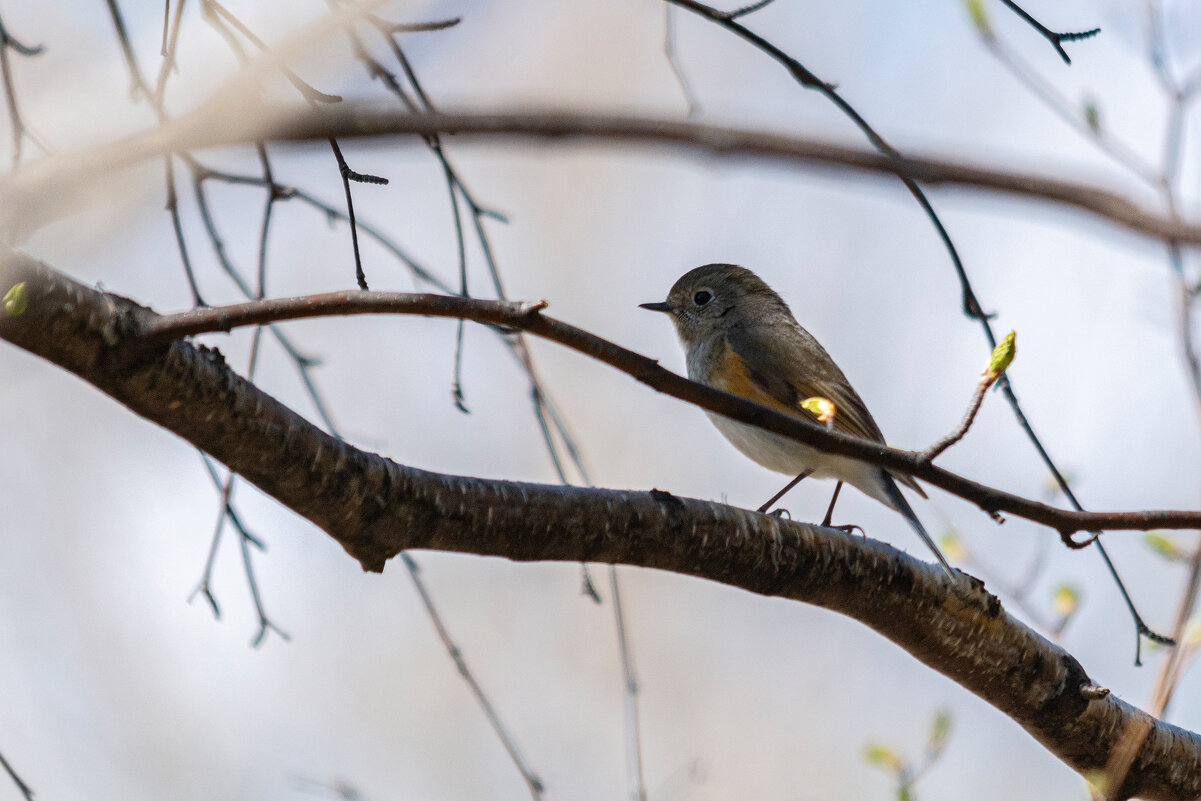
[880,473,955,577]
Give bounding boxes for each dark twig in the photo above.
[610,565,647,801]
[0,9,47,168]
[201,0,387,290]
[998,0,1100,65]
[327,138,383,289]
[0,747,33,801]
[401,554,545,800]
[723,0,775,20]
[370,16,461,34]
[164,156,206,306]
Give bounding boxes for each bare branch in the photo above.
[998,0,1100,64]
[11,108,1199,250]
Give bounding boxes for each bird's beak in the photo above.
[639,301,672,313]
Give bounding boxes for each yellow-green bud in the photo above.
[927,709,952,752]
[863,743,902,771]
[939,531,966,563]
[1052,583,1080,618]
[966,0,991,36]
[1083,98,1102,133]
[1183,617,1201,647]
[1145,531,1182,561]
[3,282,27,316]
[985,331,1016,381]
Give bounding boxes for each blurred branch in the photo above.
[0,8,47,168]
[4,251,1200,801]
[9,108,1201,249]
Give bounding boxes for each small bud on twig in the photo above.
[3,282,27,316]
[983,330,1016,384]
[920,331,1017,462]
[965,0,992,37]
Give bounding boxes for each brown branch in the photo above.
[919,377,992,463]
[2,248,1200,801]
[130,286,1201,537]
[3,108,1200,248]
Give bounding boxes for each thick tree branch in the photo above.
[2,248,1200,800]
[2,108,1198,248]
[133,287,1201,536]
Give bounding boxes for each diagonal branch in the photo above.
[1,248,1199,801]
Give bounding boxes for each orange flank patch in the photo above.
[710,342,808,420]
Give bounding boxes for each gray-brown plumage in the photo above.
[641,263,951,574]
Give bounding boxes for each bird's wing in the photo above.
[720,323,926,496]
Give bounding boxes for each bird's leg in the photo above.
[757,469,813,514]
[821,481,844,526]
[820,481,864,535]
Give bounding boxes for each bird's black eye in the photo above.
[693,290,712,306]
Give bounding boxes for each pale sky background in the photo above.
[2,1,1200,799]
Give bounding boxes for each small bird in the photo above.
[640,263,953,575]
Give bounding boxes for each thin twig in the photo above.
[152,0,187,108]
[610,565,647,801]
[663,6,701,116]
[0,9,47,168]
[163,155,206,306]
[401,554,545,799]
[0,747,33,801]
[201,0,386,289]
[998,0,1100,64]
[920,376,992,462]
[977,29,1161,187]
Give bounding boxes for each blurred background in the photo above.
[1,0,1199,798]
